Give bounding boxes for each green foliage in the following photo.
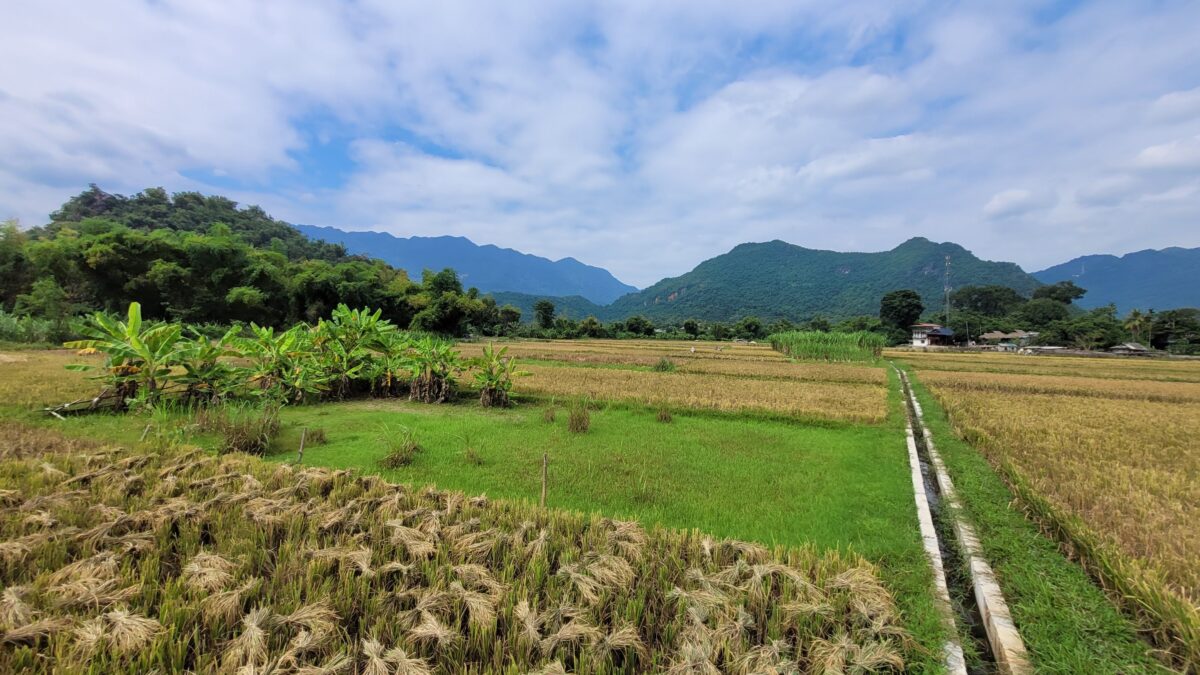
[567,400,591,433]
[951,285,1026,317]
[879,289,924,329]
[472,343,528,407]
[605,237,1041,323]
[0,310,68,344]
[768,330,886,362]
[378,424,422,467]
[1033,280,1087,304]
[64,302,184,408]
[651,357,677,373]
[212,402,281,455]
[533,299,556,329]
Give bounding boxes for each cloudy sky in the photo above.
[3,1,1199,287]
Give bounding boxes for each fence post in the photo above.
[296,427,307,465]
[540,452,548,507]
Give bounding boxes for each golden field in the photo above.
[460,342,886,385]
[518,363,889,423]
[464,339,790,363]
[905,351,1200,663]
[0,351,98,409]
[890,349,1200,382]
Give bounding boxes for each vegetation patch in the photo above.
[0,422,918,673]
[769,331,886,362]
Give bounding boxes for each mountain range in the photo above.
[301,224,1198,322]
[296,224,637,305]
[1033,247,1200,315]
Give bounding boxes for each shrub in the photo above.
[379,425,422,468]
[567,401,590,433]
[215,403,281,455]
[656,408,673,423]
[652,357,677,372]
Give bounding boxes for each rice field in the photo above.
[516,364,888,423]
[0,421,918,673]
[903,351,1200,666]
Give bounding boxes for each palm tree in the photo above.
[1123,309,1146,343]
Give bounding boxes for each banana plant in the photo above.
[472,343,529,407]
[238,323,329,403]
[313,305,395,399]
[64,302,183,409]
[368,329,415,397]
[175,326,242,404]
[409,335,463,403]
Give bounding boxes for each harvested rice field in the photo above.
[0,341,1183,672]
[900,350,1200,668]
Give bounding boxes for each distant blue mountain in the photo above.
[1034,247,1200,314]
[296,225,637,304]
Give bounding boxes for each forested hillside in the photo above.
[0,186,521,337]
[1034,247,1200,314]
[605,237,1042,323]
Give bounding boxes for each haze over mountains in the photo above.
[1034,248,1200,315]
[296,225,638,305]
[300,225,1198,323]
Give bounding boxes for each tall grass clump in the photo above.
[0,421,918,673]
[651,357,676,372]
[567,400,591,433]
[378,424,422,468]
[768,330,886,362]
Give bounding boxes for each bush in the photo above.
[652,357,677,372]
[567,401,590,433]
[379,425,422,468]
[214,403,280,455]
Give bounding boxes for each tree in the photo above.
[734,316,765,339]
[807,316,831,332]
[1033,280,1086,304]
[1016,298,1070,329]
[1123,309,1147,342]
[710,322,730,340]
[533,299,556,330]
[950,285,1025,317]
[879,290,924,329]
[498,305,522,330]
[579,316,604,337]
[682,318,700,337]
[624,315,654,336]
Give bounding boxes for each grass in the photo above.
[770,331,886,362]
[0,421,920,673]
[901,370,1169,672]
[0,347,951,669]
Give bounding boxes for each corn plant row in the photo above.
[768,332,886,363]
[0,422,915,673]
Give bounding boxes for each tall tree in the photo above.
[879,290,924,329]
[533,299,556,330]
[1033,280,1086,304]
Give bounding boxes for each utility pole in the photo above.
[944,255,952,328]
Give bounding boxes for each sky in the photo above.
[2,1,1199,288]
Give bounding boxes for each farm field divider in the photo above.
[898,369,1031,674]
[908,360,1200,669]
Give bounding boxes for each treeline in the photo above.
[0,187,525,341]
[874,283,1200,353]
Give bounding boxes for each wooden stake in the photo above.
[296,427,307,465]
[540,452,548,508]
[140,424,152,442]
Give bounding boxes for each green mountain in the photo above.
[1033,247,1200,314]
[603,237,1042,323]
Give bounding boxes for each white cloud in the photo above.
[2,1,1200,285]
[983,189,1056,220]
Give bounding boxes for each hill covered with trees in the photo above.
[1034,247,1200,314]
[604,237,1042,323]
[0,186,521,338]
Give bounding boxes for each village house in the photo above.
[1110,342,1151,355]
[979,330,1040,351]
[911,323,955,347]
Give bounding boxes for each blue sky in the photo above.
[2,1,1199,287]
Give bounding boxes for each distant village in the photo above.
[909,322,1152,356]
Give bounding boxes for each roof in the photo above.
[980,330,1039,340]
[928,327,955,337]
[1111,342,1149,351]
[911,323,943,329]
